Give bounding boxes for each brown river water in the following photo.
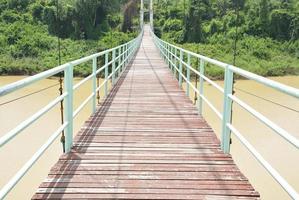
[0,75,298,199]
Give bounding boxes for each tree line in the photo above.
[153,0,299,78]
[154,0,299,43]
[0,0,139,75]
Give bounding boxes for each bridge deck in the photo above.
[32,27,259,199]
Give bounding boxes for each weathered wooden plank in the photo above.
[49,164,240,172]
[39,182,254,190]
[32,193,258,200]
[54,160,235,165]
[35,188,259,196]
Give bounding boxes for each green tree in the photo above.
[184,0,210,42]
[7,0,31,10]
[270,9,293,40]
[122,0,138,32]
[31,2,44,21]
[259,0,270,35]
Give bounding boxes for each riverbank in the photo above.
[2,39,298,80]
[0,30,136,77]
[161,37,299,80]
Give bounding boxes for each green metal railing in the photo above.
[0,30,143,199]
[150,29,299,199]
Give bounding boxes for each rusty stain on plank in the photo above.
[32,26,259,200]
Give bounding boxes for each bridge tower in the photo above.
[150,0,153,29]
[140,0,144,29]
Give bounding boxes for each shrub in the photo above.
[98,31,133,49]
[0,35,8,53]
[7,0,31,10]
[163,19,182,32]
[0,9,21,23]
[31,2,44,20]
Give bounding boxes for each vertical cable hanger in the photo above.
[56,0,65,153]
[194,46,201,105]
[232,1,240,95]
[233,1,239,67]
[229,0,241,145]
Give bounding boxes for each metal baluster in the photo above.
[104,53,108,97]
[194,59,198,105]
[170,46,173,72]
[174,48,177,78]
[96,73,100,105]
[221,65,234,153]
[112,49,116,86]
[64,64,73,153]
[92,58,97,114]
[179,49,183,87]
[198,59,205,114]
[122,45,124,71]
[167,44,170,67]
[186,53,191,97]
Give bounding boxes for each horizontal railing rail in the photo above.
[0,29,143,199]
[150,28,299,199]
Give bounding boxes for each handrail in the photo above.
[0,29,143,199]
[150,28,299,199]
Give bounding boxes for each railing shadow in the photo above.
[143,35,236,195]
[36,51,139,199]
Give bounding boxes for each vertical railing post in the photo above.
[112,49,116,85]
[170,46,173,71]
[127,43,130,61]
[129,42,134,58]
[161,43,164,59]
[92,57,97,114]
[159,41,162,56]
[122,45,124,71]
[125,44,128,65]
[186,53,191,97]
[130,44,132,59]
[198,59,205,115]
[104,53,108,97]
[64,63,73,153]
[162,43,164,59]
[179,49,183,87]
[167,44,170,67]
[129,43,132,61]
[221,65,234,154]
[174,47,177,77]
[118,47,121,77]
[127,43,130,63]
[164,43,166,61]
[162,42,164,58]
[124,44,126,67]
[170,46,172,69]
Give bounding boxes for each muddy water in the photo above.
[0,75,298,199]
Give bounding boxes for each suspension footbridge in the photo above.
[0,2,299,199]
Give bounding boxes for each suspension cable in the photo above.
[56,0,65,153]
[0,83,59,107]
[235,86,299,114]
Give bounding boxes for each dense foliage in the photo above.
[1,0,298,78]
[0,0,139,76]
[154,0,299,79]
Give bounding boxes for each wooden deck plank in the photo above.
[32,25,259,199]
